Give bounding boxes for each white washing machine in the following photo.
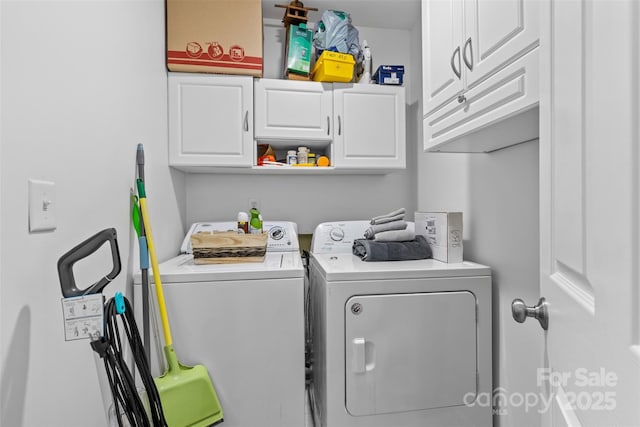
[133,221,305,427]
[308,221,493,427]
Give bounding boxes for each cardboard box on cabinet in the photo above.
[415,212,463,263]
[286,23,313,76]
[373,65,405,85]
[166,0,263,77]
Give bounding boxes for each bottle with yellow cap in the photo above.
[307,152,316,166]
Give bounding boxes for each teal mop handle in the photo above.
[136,143,151,365]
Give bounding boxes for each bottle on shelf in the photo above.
[287,150,298,165]
[297,147,308,165]
[237,211,249,234]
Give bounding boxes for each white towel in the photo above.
[374,229,415,242]
[370,208,406,225]
[370,213,405,225]
[364,220,408,239]
[374,223,415,242]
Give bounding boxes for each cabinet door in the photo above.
[422,0,464,116]
[333,84,406,170]
[463,0,539,89]
[168,73,253,168]
[424,48,539,152]
[254,79,332,141]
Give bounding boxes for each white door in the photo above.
[537,0,640,425]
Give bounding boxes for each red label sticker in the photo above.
[229,45,245,62]
[185,42,203,58]
[207,42,224,60]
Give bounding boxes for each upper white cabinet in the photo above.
[168,73,254,169]
[333,83,406,170]
[169,74,406,173]
[422,0,540,152]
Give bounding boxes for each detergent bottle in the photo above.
[250,208,263,234]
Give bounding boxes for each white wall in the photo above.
[465,141,542,427]
[184,21,418,234]
[0,1,183,425]
[413,20,542,427]
[418,141,541,427]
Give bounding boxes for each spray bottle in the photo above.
[358,40,372,84]
[249,203,263,234]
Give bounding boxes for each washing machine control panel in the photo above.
[311,221,372,254]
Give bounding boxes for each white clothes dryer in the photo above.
[308,221,493,427]
[133,221,305,427]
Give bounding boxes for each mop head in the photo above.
[155,345,224,427]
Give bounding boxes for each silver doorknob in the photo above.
[511,297,548,330]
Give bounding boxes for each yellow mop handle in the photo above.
[137,186,173,347]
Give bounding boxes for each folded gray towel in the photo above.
[370,208,406,224]
[353,235,432,261]
[374,228,415,242]
[364,220,408,239]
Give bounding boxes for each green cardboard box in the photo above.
[287,23,312,76]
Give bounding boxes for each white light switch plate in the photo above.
[29,179,56,232]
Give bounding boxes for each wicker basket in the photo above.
[190,231,268,264]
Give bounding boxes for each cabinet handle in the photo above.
[327,116,330,135]
[244,110,249,131]
[463,37,474,71]
[338,115,342,136]
[450,46,462,79]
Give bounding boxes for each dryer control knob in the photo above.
[329,227,345,242]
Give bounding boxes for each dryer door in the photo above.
[345,291,477,416]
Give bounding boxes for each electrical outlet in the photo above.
[249,198,260,211]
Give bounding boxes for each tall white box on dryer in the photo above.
[415,212,463,263]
